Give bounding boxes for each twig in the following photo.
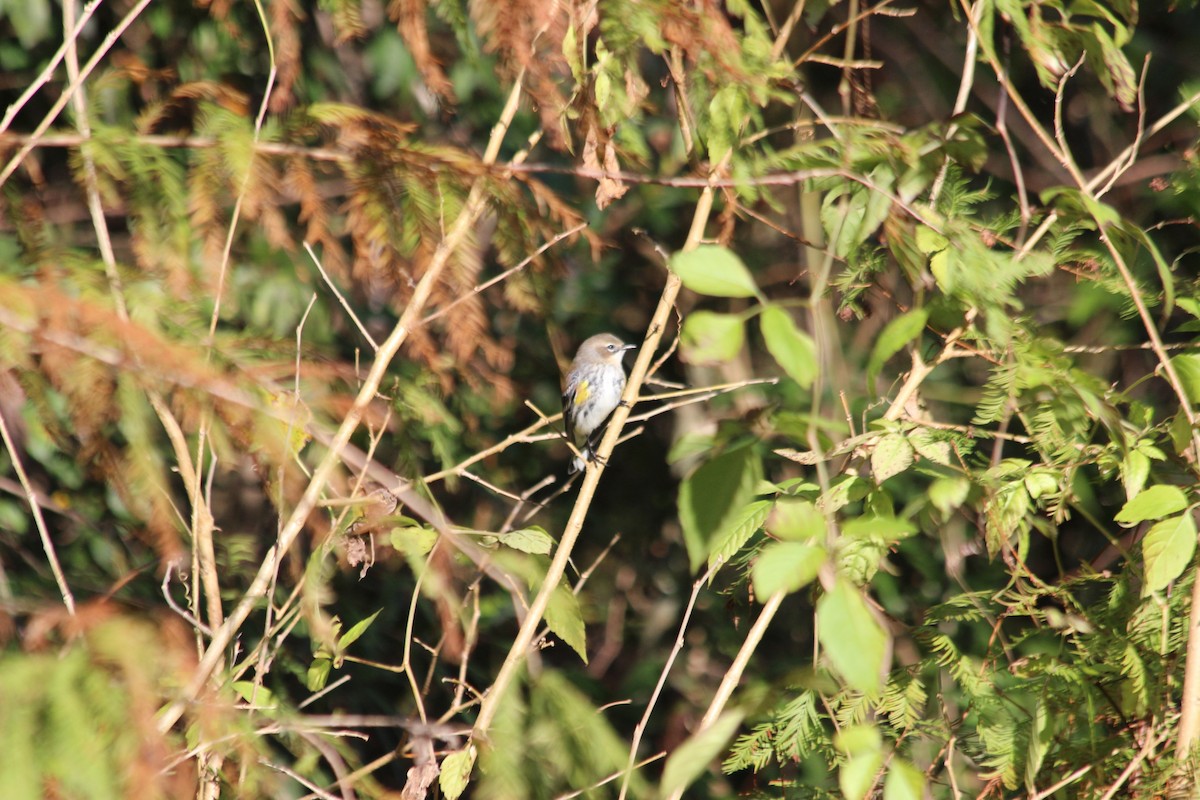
[162,562,212,636]
[661,588,789,800]
[423,222,587,324]
[0,0,104,136]
[557,753,666,800]
[156,69,531,735]
[618,562,719,800]
[259,760,342,800]
[470,178,710,741]
[0,0,154,188]
[304,242,378,350]
[1030,764,1092,800]
[0,406,75,615]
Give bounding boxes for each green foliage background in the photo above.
[1,0,1200,797]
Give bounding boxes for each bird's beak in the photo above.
[621,344,637,351]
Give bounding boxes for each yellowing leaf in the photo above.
[439,746,476,800]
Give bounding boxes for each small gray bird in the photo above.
[562,333,637,473]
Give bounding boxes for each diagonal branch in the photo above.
[155,70,530,734]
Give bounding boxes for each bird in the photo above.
[562,333,637,473]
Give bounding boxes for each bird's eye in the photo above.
[607,344,616,351]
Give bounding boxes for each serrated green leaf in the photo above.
[502,527,555,555]
[708,498,774,571]
[764,498,825,542]
[908,428,951,465]
[670,245,759,298]
[546,585,588,663]
[681,443,763,572]
[660,711,744,798]
[752,541,825,597]
[439,746,476,800]
[817,580,887,694]
[338,608,382,650]
[1143,513,1196,595]
[761,306,817,389]
[819,474,870,514]
[867,309,928,386]
[681,311,746,364]
[1115,485,1188,526]
[871,433,914,483]
[1122,449,1151,500]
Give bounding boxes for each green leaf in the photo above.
[866,309,928,385]
[1143,513,1197,595]
[1023,470,1058,501]
[660,710,744,798]
[1024,696,1054,794]
[708,498,774,571]
[929,476,970,518]
[908,428,951,465]
[819,474,870,515]
[306,657,332,692]
[1173,354,1200,405]
[817,580,887,694]
[871,433,914,483]
[439,745,476,800]
[841,516,916,540]
[681,311,746,364]
[884,758,927,800]
[764,498,826,542]
[232,681,277,709]
[1115,485,1188,526]
[914,225,948,254]
[502,527,555,555]
[390,526,438,556]
[680,443,763,572]
[835,725,884,800]
[338,608,383,650]
[752,542,825,597]
[546,585,588,663]
[1122,449,1151,500]
[761,306,817,389]
[670,245,759,298]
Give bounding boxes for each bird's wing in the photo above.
[561,376,591,444]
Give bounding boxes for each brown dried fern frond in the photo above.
[388,0,457,104]
[471,0,571,147]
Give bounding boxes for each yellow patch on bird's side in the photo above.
[573,380,590,406]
